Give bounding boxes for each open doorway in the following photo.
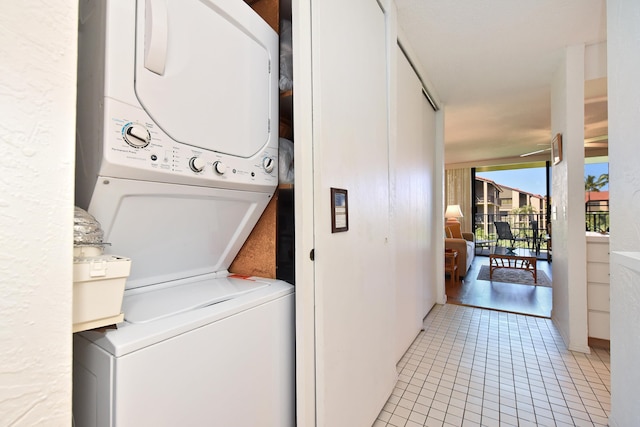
[473,163,551,260]
[445,162,553,318]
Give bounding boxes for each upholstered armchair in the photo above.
[445,224,475,277]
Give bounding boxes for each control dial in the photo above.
[122,123,151,148]
[189,157,206,173]
[262,157,275,173]
[213,161,227,175]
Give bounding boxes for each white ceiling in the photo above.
[395,0,608,167]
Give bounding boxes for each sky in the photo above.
[477,168,547,196]
[477,162,609,196]
[585,163,609,191]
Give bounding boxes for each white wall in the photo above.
[550,45,590,352]
[607,0,640,425]
[0,2,77,425]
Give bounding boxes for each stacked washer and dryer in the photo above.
[73,1,294,426]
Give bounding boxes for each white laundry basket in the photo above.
[73,248,131,333]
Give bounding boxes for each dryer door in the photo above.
[134,0,278,159]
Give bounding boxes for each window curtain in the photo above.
[445,168,472,232]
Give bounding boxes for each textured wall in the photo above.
[550,44,589,353]
[0,2,77,425]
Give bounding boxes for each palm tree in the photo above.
[509,205,539,243]
[512,205,538,215]
[585,174,608,193]
[598,173,609,187]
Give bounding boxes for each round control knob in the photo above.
[262,157,275,173]
[189,157,206,173]
[213,161,227,175]
[122,123,151,148]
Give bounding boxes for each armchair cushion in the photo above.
[446,222,463,239]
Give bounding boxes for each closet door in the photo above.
[294,0,397,426]
[394,47,439,361]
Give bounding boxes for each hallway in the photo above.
[375,304,610,427]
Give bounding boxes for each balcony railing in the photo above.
[474,213,549,254]
[474,211,611,255]
[586,212,609,233]
[475,195,497,205]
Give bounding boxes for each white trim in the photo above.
[292,0,317,425]
[396,27,442,109]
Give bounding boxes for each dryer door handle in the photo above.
[144,0,168,75]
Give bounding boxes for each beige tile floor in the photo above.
[374,304,610,427]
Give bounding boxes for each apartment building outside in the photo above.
[586,190,610,232]
[475,176,548,242]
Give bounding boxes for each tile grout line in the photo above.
[375,304,611,427]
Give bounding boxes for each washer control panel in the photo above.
[122,123,151,148]
[101,100,278,189]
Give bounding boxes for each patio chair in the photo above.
[494,221,528,248]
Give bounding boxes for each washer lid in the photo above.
[123,275,269,324]
[77,279,293,357]
[88,177,272,290]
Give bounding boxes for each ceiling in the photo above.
[395,0,608,168]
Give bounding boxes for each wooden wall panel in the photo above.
[229,192,278,278]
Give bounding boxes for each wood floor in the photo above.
[445,254,553,318]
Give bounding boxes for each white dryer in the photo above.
[73,1,294,426]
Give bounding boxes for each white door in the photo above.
[293,0,397,426]
[394,47,439,361]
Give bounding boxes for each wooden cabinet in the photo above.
[586,233,610,342]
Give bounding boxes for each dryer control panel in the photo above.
[98,99,278,192]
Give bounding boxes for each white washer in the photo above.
[73,274,294,427]
[73,1,293,426]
